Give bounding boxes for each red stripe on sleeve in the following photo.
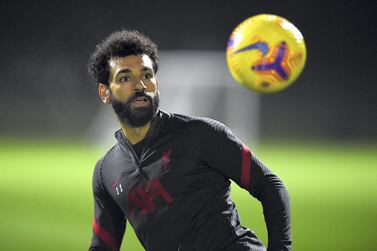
[93,218,118,251]
[241,143,251,189]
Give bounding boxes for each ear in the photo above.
[98,83,110,104]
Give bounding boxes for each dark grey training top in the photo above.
[89,110,291,251]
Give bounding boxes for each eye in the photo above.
[120,76,130,82]
[143,73,153,80]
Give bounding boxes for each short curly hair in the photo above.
[87,30,159,86]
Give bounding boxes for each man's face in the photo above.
[107,54,160,127]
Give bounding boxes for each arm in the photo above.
[198,119,291,251]
[89,159,126,251]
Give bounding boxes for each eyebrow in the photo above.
[115,67,153,78]
[115,68,131,77]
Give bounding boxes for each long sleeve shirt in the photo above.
[89,110,291,251]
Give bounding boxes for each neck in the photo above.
[121,122,151,145]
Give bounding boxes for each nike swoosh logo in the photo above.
[112,177,122,188]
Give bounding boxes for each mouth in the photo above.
[131,96,150,107]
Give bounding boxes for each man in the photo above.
[87,30,291,251]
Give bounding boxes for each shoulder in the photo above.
[160,110,229,133]
[93,144,119,178]
[92,144,120,192]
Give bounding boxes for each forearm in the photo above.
[257,174,292,251]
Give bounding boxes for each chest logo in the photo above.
[128,178,173,217]
[115,184,123,195]
[161,149,172,171]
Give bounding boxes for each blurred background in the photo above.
[1,0,376,251]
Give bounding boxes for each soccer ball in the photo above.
[226,14,307,94]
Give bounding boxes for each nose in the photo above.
[134,79,147,91]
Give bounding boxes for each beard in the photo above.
[109,91,160,128]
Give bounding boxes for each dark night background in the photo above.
[1,2,377,251]
[0,0,376,140]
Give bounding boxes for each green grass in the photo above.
[0,139,376,250]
